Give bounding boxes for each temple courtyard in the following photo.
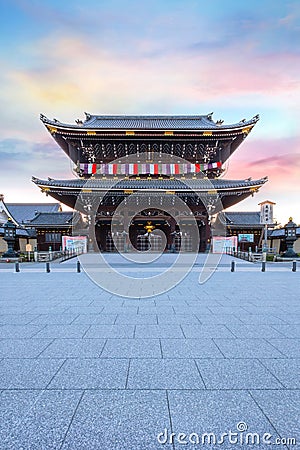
[0,254,299,449]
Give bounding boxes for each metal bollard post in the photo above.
[292,260,297,272]
[261,261,266,272]
[77,260,81,273]
[15,262,20,272]
[46,262,50,273]
[231,261,235,272]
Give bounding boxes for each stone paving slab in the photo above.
[0,358,65,389]
[26,305,70,314]
[181,324,235,338]
[157,313,200,324]
[115,314,158,324]
[84,324,135,338]
[61,390,173,450]
[101,338,162,358]
[173,305,213,314]
[213,338,285,358]
[0,306,32,314]
[39,338,106,358]
[63,306,104,314]
[196,313,244,324]
[259,358,300,388]
[127,359,205,389]
[49,359,129,389]
[237,313,288,324]
[0,338,53,358]
[135,324,184,338]
[167,390,286,450]
[122,299,156,306]
[225,324,285,338]
[0,314,40,324]
[0,261,299,449]
[271,324,300,338]
[195,358,284,389]
[34,324,90,339]
[161,338,224,358]
[250,390,300,448]
[266,338,300,358]
[102,306,139,314]
[28,314,79,325]
[0,324,44,338]
[274,314,300,324]
[0,390,82,450]
[72,313,117,324]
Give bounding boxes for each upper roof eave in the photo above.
[40,113,259,132]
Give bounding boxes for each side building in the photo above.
[0,196,75,253]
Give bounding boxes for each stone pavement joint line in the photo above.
[0,255,299,449]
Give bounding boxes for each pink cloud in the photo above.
[1,31,298,124]
[226,136,300,191]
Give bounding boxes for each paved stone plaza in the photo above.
[0,255,299,449]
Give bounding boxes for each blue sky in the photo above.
[0,0,299,224]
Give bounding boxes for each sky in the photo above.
[0,0,299,226]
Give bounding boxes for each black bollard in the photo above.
[231,261,235,272]
[15,262,20,273]
[46,262,50,273]
[292,260,297,272]
[77,260,81,273]
[261,261,266,272]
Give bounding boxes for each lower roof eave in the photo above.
[34,184,265,194]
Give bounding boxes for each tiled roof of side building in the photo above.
[32,177,268,190]
[268,229,285,238]
[225,211,262,225]
[6,203,61,224]
[268,228,300,238]
[40,113,259,130]
[28,212,73,226]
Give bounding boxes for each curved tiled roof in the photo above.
[0,227,36,238]
[268,228,300,238]
[32,177,267,191]
[6,203,60,224]
[40,113,259,131]
[28,212,73,226]
[225,211,261,225]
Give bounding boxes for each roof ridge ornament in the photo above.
[40,113,48,122]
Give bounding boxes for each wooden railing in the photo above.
[225,248,277,262]
[60,248,84,262]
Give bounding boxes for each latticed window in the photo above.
[45,233,61,243]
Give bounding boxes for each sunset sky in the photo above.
[0,0,299,225]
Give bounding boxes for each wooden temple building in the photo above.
[32,113,268,252]
[0,197,75,253]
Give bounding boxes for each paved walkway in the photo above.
[0,255,299,449]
